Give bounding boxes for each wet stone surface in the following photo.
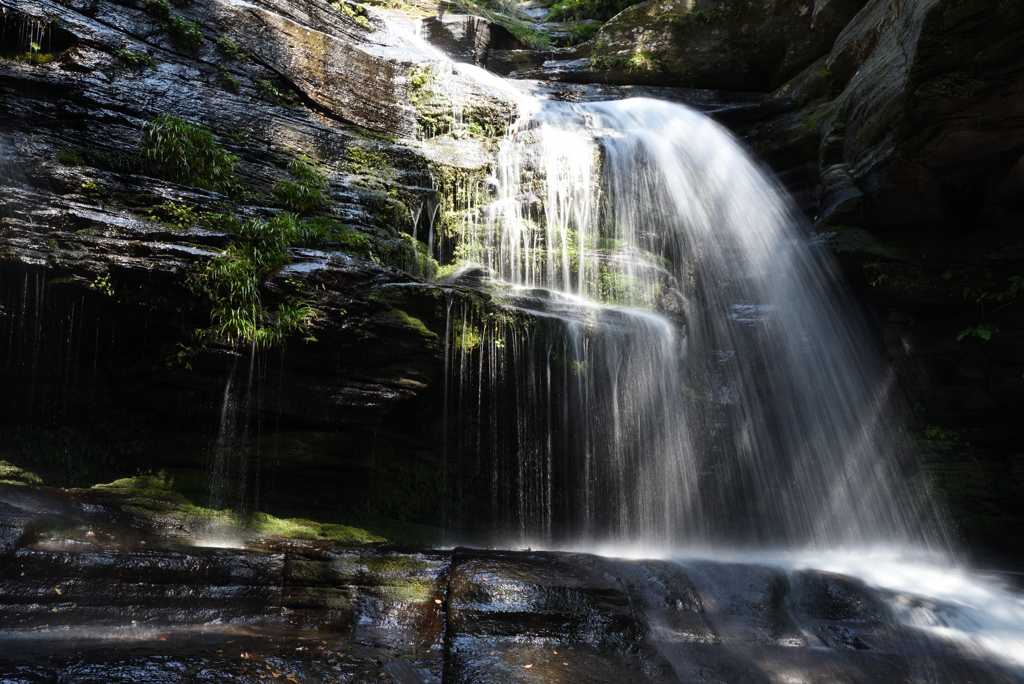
[0,629,441,684]
[1,487,1018,683]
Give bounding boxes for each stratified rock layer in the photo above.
[0,484,1017,683]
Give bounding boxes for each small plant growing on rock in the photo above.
[82,179,105,200]
[330,1,371,28]
[16,49,55,64]
[567,22,600,44]
[91,271,115,297]
[957,323,999,342]
[187,213,327,348]
[145,0,172,18]
[215,36,245,60]
[219,66,240,93]
[627,51,657,72]
[147,201,243,231]
[408,66,435,107]
[56,148,86,166]
[165,14,203,52]
[345,146,388,175]
[114,48,157,69]
[511,23,550,49]
[258,79,302,108]
[140,114,238,192]
[591,48,658,73]
[274,155,330,214]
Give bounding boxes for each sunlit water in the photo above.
[725,549,1024,672]
[785,551,1024,670]
[398,16,930,544]
[431,91,939,551]
[379,19,1024,674]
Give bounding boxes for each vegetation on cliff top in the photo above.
[547,0,644,22]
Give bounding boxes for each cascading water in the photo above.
[438,93,939,552]
[423,78,1024,672]
[409,58,1024,667]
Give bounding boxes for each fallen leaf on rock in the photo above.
[55,588,62,595]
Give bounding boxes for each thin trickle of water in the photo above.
[207,366,237,511]
[206,346,263,514]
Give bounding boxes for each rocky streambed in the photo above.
[1,483,1021,683]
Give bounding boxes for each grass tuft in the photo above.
[140,114,238,192]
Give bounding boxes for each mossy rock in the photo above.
[0,460,43,486]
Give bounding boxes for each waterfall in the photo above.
[424,72,942,552]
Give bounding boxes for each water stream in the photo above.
[416,46,936,552]
[396,21,1024,673]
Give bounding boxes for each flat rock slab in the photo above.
[0,487,1019,682]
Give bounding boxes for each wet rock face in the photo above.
[525,0,869,90]
[0,488,1015,683]
[223,3,418,138]
[416,15,528,70]
[0,0,473,521]
[0,0,703,536]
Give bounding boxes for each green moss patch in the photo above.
[115,49,157,69]
[373,309,437,339]
[93,472,385,543]
[0,460,43,485]
[247,512,384,543]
